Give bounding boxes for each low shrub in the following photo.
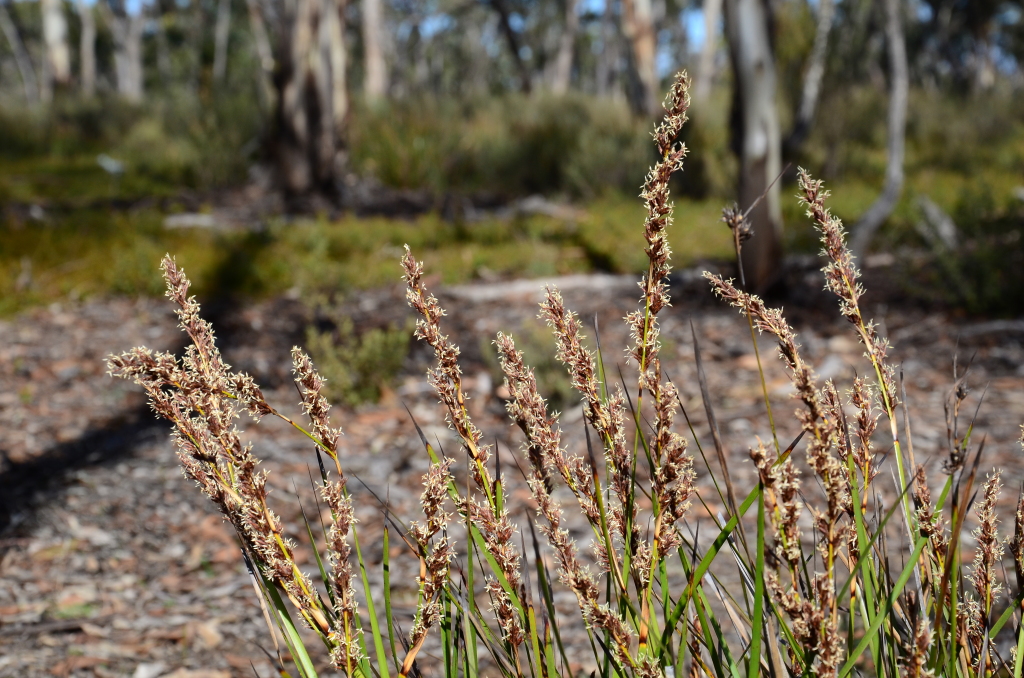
[306,311,412,407]
[348,92,735,200]
[906,187,1024,315]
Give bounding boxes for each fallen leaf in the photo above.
[80,622,110,637]
[161,669,230,678]
[49,655,106,677]
[194,620,223,649]
[224,653,256,669]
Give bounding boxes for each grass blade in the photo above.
[746,483,765,678]
[838,535,928,678]
[353,524,391,678]
[261,565,320,678]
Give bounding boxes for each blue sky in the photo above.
[581,0,710,51]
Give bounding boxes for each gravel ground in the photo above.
[3,267,1024,677]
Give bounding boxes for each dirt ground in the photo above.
[2,264,1024,677]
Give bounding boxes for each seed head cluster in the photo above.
[402,246,525,649]
[108,256,357,663]
[798,168,898,417]
[969,471,1004,617]
[494,331,640,668]
[104,74,1024,678]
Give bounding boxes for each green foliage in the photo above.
[106,229,169,297]
[482,321,578,413]
[0,107,49,159]
[116,118,204,186]
[347,99,463,192]
[0,89,261,201]
[352,85,751,204]
[909,188,1024,315]
[349,92,739,201]
[675,95,738,200]
[773,0,818,127]
[306,313,412,407]
[0,191,734,316]
[350,94,650,198]
[906,88,1024,175]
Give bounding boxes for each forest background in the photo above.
[0,0,1022,317]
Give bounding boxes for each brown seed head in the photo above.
[721,203,753,243]
[969,470,1004,615]
[292,347,342,458]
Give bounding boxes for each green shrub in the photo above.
[482,320,578,413]
[351,93,654,198]
[911,187,1024,315]
[105,233,168,297]
[115,118,203,186]
[0,107,49,159]
[306,313,412,407]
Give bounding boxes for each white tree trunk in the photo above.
[489,0,532,93]
[724,0,783,291]
[785,0,833,151]
[123,14,144,100]
[77,0,96,96]
[326,0,348,129]
[244,0,274,105]
[694,0,722,103]
[278,0,314,192]
[0,1,39,102]
[621,0,658,115]
[850,0,907,259]
[154,10,172,85]
[41,0,71,93]
[550,0,578,94]
[213,0,232,83]
[797,0,832,132]
[104,3,145,102]
[275,0,348,195]
[361,0,387,100]
[595,0,615,97]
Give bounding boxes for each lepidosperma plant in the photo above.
[110,71,1024,678]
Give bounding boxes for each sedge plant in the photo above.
[109,71,1024,678]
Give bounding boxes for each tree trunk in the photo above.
[244,0,274,106]
[784,0,833,153]
[324,0,348,132]
[41,0,71,94]
[971,40,995,92]
[104,2,145,102]
[724,0,783,292]
[849,0,907,260]
[550,0,578,94]
[122,14,144,100]
[0,1,39,103]
[77,0,95,96]
[595,0,615,97]
[213,0,232,83]
[362,0,387,100]
[693,0,722,103]
[274,0,348,196]
[187,0,203,91]
[621,0,658,115]
[154,8,173,87]
[488,0,532,94]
